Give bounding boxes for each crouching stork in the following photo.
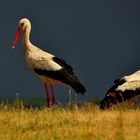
[100,70,140,109]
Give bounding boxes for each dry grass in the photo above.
[0,103,139,140]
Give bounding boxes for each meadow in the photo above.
[0,99,139,140]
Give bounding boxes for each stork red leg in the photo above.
[50,84,55,105]
[43,82,50,107]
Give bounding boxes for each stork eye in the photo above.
[21,23,24,27]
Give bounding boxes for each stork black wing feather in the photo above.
[53,57,74,75]
[114,78,126,85]
[33,68,86,94]
[33,56,86,94]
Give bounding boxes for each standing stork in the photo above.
[100,70,140,109]
[12,18,86,107]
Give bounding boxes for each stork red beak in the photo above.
[12,28,23,48]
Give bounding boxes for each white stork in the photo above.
[12,18,86,107]
[100,70,140,109]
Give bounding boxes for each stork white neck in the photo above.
[23,24,31,47]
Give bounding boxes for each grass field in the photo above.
[0,101,140,140]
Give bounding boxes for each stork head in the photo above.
[18,18,31,31]
[99,92,118,110]
[12,18,31,48]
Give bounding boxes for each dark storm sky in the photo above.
[0,0,140,102]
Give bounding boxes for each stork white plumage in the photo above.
[12,18,86,107]
[100,70,140,109]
